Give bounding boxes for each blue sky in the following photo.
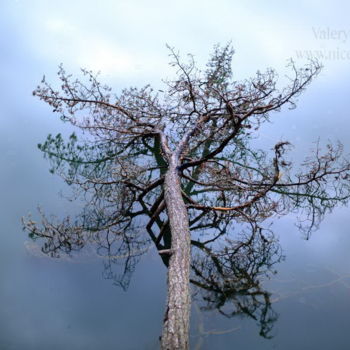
[2,0,350,151]
[3,0,350,82]
[2,0,350,145]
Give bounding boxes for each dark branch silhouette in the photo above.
[191,224,282,339]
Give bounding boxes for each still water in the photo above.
[1,83,350,350]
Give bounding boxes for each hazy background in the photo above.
[1,1,350,349]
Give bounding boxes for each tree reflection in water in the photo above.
[190,223,282,340]
[24,203,282,340]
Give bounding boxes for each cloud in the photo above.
[42,18,138,75]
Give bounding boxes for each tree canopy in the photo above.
[24,43,350,349]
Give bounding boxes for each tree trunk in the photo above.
[161,160,191,350]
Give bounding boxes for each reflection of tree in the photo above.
[190,224,282,339]
[25,205,151,290]
[25,204,282,338]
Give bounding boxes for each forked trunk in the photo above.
[161,161,191,350]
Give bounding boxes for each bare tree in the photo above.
[23,44,350,349]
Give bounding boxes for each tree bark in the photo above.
[161,159,191,350]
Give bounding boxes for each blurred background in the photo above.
[1,1,350,349]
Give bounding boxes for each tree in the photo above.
[23,44,350,349]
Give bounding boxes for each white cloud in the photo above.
[42,18,140,75]
[8,0,350,84]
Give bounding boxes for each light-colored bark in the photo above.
[161,159,191,350]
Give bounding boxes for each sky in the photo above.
[3,0,350,81]
[1,1,350,349]
[2,0,350,146]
